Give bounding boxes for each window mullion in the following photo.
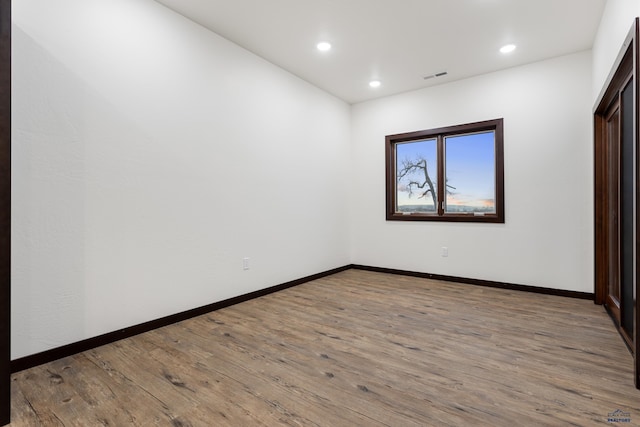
[437,135,445,216]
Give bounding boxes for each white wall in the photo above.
[11,0,351,359]
[350,51,593,292]
[11,0,604,360]
[592,0,640,102]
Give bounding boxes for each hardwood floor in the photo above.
[10,270,640,426]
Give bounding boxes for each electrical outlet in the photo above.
[243,257,250,270]
[441,247,448,257]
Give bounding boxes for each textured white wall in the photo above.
[12,0,351,359]
[350,51,593,292]
[592,0,640,103]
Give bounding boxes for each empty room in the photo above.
[4,0,640,425]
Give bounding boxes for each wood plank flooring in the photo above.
[10,270,640,426]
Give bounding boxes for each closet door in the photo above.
[603,76,635,346]
[619,77,634,340]
[603,97,622,331]
[594,18,639,388]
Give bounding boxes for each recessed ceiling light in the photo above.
[317,42,332,52]
[369,80,381,88]
[500,44,516,54]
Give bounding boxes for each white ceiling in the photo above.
[154,0,607,104]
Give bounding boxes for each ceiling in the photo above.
[154,0,607,104]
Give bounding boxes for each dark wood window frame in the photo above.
[385,118,504,223]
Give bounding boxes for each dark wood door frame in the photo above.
[0,0,9,424]
[594,18,640,388]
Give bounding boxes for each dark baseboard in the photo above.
[350,264,595,300]
[10,265,351,373]
[12,263,594,373]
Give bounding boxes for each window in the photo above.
[386,118,504,223]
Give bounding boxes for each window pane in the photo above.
[444,131,495,214]
[396,138,438,213]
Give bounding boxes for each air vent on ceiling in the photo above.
[423,71,448,80]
